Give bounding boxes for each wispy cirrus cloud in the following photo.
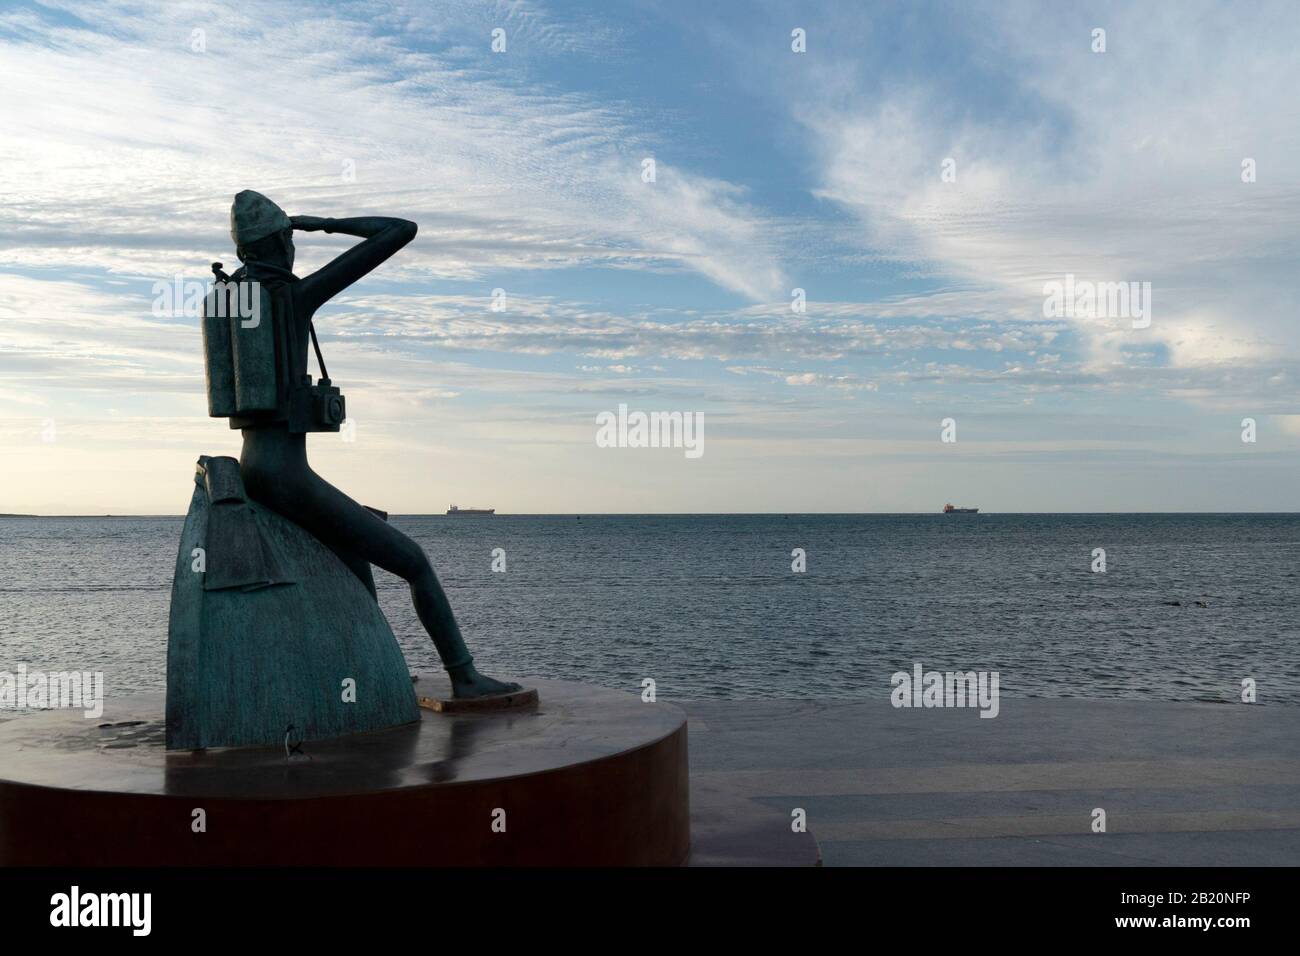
[3,0,1299,513]
[0,0,783,297]
[777,0,1300,371]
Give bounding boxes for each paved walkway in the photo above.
[680,697,1300,865]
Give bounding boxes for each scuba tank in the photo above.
[202,262,276,417]
[201,269,238,419]
[202,262,345,432]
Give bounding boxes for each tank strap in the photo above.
[308,321,329,380]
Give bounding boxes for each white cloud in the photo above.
[794,1,1300,370]
[0,0,781,298]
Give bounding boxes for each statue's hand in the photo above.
[290,215,330,232]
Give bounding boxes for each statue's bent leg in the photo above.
[244,466,474,670]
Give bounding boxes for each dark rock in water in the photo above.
[1195,600,1208,607]
[1164,600,1182,606]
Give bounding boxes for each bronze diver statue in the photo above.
[214,189,519,700]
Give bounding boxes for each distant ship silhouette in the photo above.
[943,503,979,514]
[446,504,495,516]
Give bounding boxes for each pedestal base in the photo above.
[0,677,689,866]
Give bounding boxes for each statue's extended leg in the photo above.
[243,462,520,699]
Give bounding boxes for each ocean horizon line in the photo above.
[4,510,1300,519]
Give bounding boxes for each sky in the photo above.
[1,0,1298,514]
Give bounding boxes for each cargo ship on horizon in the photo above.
[446,505,495,516]
[943,503,979,514]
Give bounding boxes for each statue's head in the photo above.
[230,190,294,271]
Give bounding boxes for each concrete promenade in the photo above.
[682,696,1300,866]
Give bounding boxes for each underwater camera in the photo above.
[312,378,346,428]
[285,376,346,433]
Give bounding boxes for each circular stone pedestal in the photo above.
[0,677,689,866]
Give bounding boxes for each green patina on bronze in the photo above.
[166,190,522,751]
[230,189,291,246]
[167,457,419,750]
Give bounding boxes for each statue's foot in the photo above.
[448,664,522,699]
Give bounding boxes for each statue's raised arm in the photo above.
[290,215,418,315]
